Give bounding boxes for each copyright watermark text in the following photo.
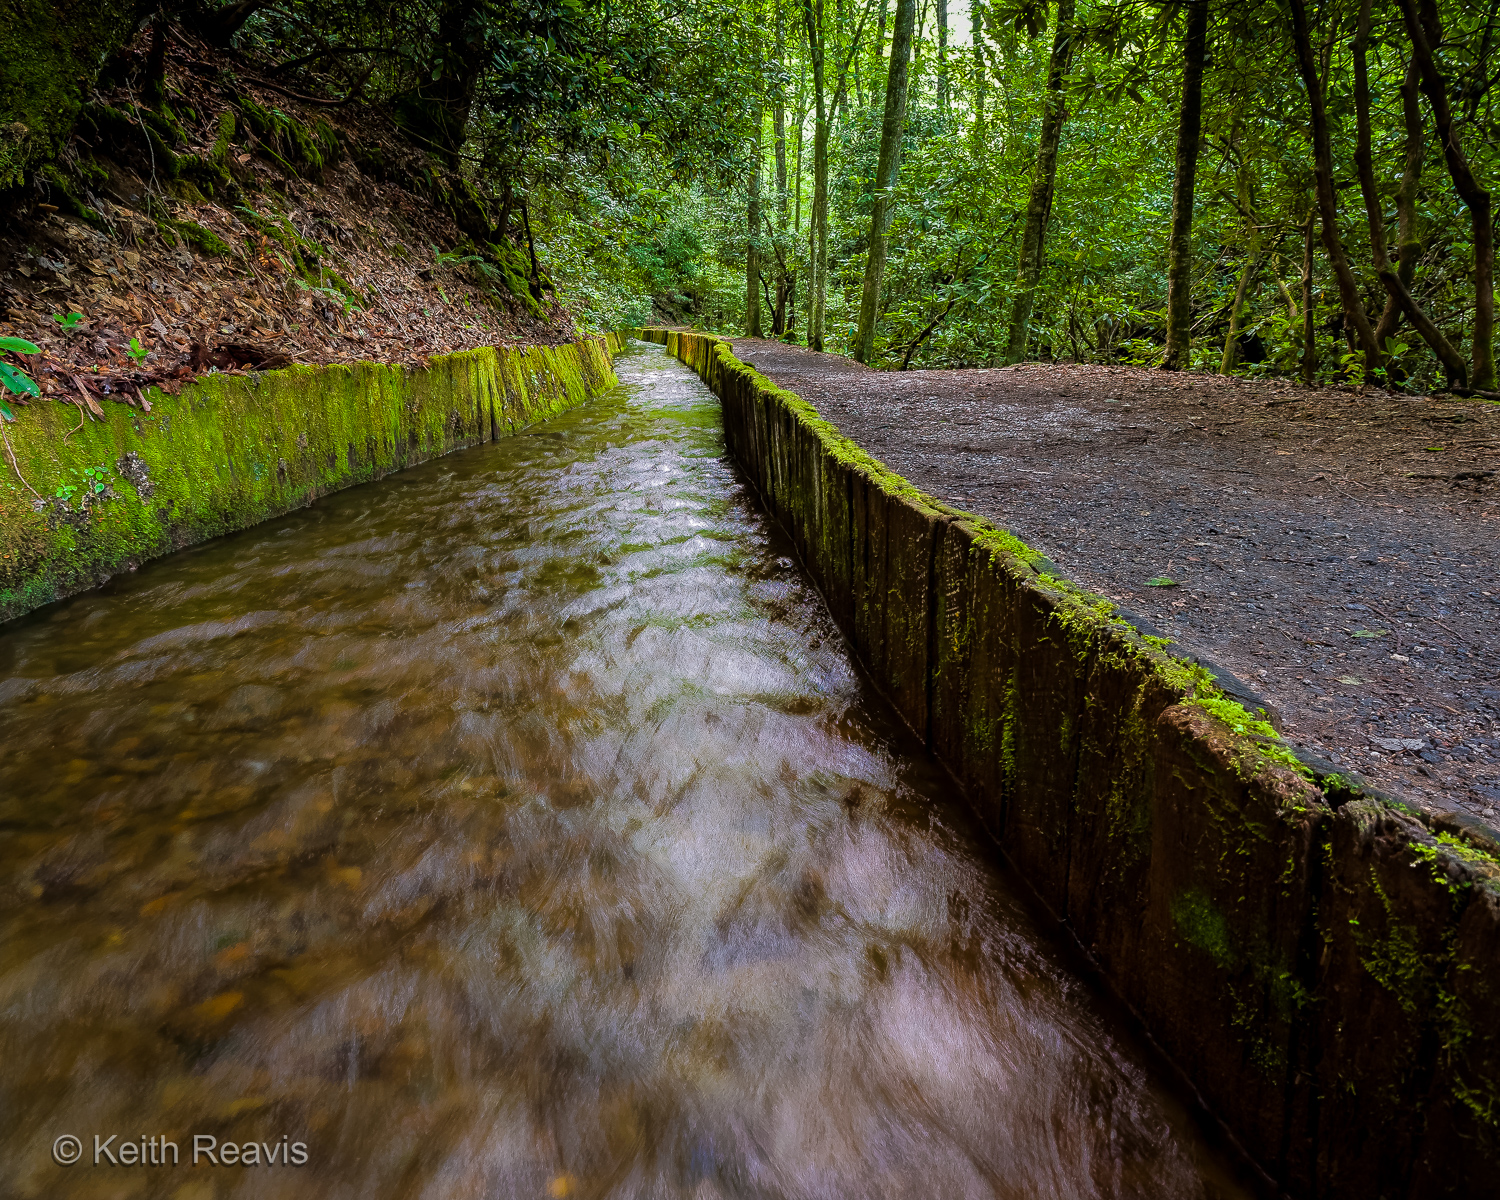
[51,1133,308,1167]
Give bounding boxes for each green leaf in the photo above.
[1146,576,1178,587]
[0,336,40,355]
[1349,629,1387,639]
[0,397,13,422]
[0,362,40,397]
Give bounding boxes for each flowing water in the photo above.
[0,342,1251,1199]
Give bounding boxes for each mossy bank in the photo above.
[0,335,620,624]
[637,327,1500,1200]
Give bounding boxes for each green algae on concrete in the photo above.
[637,325,1500,1200]
[0,337,617,625]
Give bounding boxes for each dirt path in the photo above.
[730,338,1500,825]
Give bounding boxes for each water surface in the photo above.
[0,342,1249,1199]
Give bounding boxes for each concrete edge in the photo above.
[0,331,625,626]
[633,326,1500,1199]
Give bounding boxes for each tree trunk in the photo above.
[936,0,949,111]
[772,2,791,335]
[971,1,986,131]
[1288,0,1382,379]
[1301,208,1317,385]
[1004,0,1076,363]
[1220,253,1258,374]
[793,54,805,335]
[1354,0,1465,385]
[394,0,486,162]
[1372,60,1425,350]
[804,0,829,352]
[1398,0,1494,389]
[747,35,764,339]
[1161,0,1209,371]
[853,0,917,364]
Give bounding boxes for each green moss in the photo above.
[0,338,618,624]
[1411,831,1500,890]
[38,164,104,226]
[0,0,140,187]
[235,97,336,180]
[1171,889,1237,969]
[173,220,232,257]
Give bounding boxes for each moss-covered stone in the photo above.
[0,337,617,624]
[0,0,144,190]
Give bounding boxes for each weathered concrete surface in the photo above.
[639,327,1500,1199]
[0,333,620,625]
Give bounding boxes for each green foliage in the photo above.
[0,337,40,418]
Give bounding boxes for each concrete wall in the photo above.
[0,334,621,625]
[639,327,1500,1199]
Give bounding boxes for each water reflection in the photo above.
[0,343,1248,1198]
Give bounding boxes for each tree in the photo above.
[1288,0,1381,380]
[747,26,765,337]
[804,0,830,350]
[1352,0,1465,385]
[1161,0,1208,371]
[1004,0,1076,363]
[1398,0,1494,390]
[853,0,917,363]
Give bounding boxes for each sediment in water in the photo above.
[637,325,1500,1200]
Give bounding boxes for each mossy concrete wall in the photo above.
[638,326,1500,1199]
[0,334,620,624]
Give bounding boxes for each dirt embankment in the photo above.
[731,338,1500,823]
[0,28,569,424]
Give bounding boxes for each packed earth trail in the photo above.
[730,338,1500,826]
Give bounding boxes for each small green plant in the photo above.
[127,337,149,364]
[433,248,483,269]
[54,465,111,503]
[53,312,84,329]
[0,335,41,421]
[1146,576,1178,587]
[310,285,359,315]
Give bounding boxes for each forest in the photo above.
[3,0,1498,392]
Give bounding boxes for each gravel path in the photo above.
[730,337,1500,825]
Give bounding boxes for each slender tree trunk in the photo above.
[1220,254,1258,373]
[1372,61,1424,349]
[793,59,804,335]
[937,0,949,111]
[1353,0,1465,384]
[1161,0,1209,371]
[1288,0,1382,379]
[853,0,917,363]
[1398,0,1494,388]
[773,3,791,335]
[971,1,986,132]
[1004,0,1076,363]
[747,28,765,339]
[1301,207,1317,384]
[804,0,829,351]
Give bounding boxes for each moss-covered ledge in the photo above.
[634,325,1500,1200]
[0,334,621,625]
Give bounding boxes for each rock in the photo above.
[1370,737,1427,753]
